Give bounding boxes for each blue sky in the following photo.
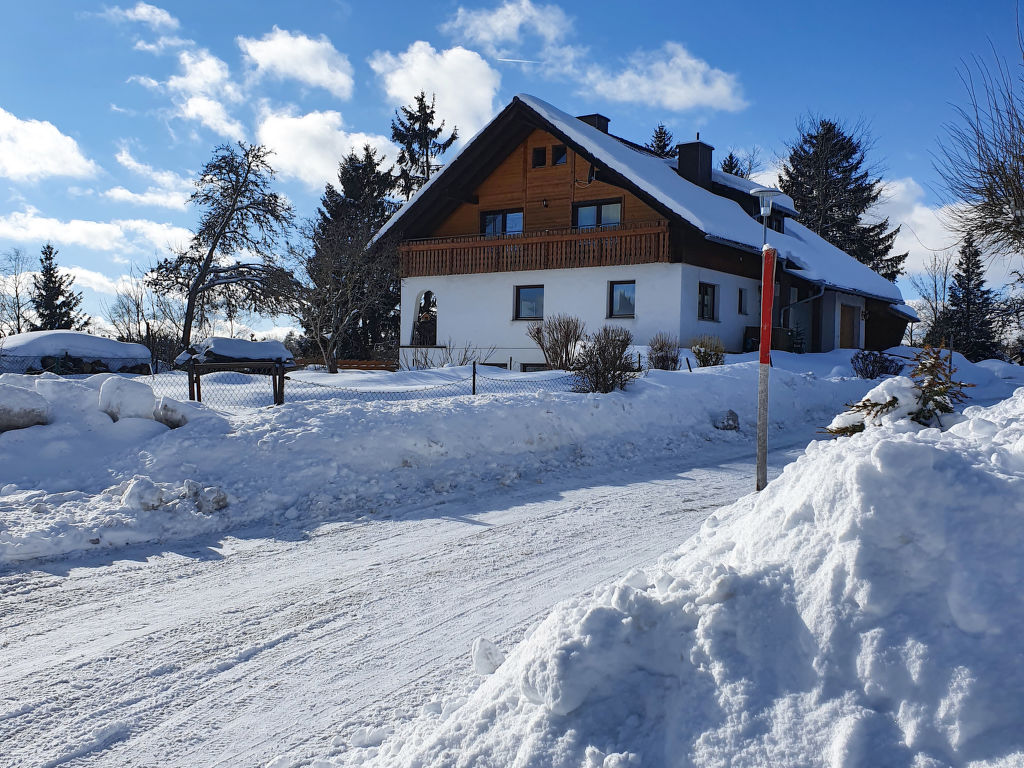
[0,0,1018,333]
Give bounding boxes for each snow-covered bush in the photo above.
[690,334,725,367]
[572,326,639,393]
[828,346,972,435]
[850,349,903,379]
[647,332,680,370]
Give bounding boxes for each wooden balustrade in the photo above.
[399,220,670,278]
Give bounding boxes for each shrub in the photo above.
[647,332,680,370]
[851,350,903,379]
[527,314,586,371]
[690,334,725,367]
[908,345,972,427]
[573,326,639,393]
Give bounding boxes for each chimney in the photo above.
[675,139,715,189]
[576,113,610,133]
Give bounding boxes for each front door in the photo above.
[840,304,859,348]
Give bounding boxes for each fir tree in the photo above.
[944,233,1000,361]
[390,91,458,200]
[779,118,907,281]
[29,243,88,330]
[301,146,400,367]
[908,346,971,427]
[719,151,745,177]
[644,123,677,158]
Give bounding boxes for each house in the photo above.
[376,93,915,370]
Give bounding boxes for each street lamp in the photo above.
[751,188,782,491]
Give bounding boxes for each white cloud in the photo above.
[134,35,191,54]
[62,266,136,295]
[101,2,179,30]
[102,146,193,210]
[583,42,746,112]
[0,108,99,182]
[369,41,500,142]
[256,108,393,189]
[442,0,571,55]
[874,178,960,276]
[180,96,245,140]
[238,27,354,100]
[0,205,191,255]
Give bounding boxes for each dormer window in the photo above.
[552,145,567,165]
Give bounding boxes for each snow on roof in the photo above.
[0,330,151,362]
[174,337,293,364]
[377,93,903,305]
[710,168,798,215]
[891,303,921,322]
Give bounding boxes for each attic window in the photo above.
[532,147,546,168]
[552,145,567,165]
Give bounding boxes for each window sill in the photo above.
[607,315,635,320]
[513,317,543,322]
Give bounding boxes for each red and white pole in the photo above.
[756,244,777,491]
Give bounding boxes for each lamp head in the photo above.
[751,187,782,218]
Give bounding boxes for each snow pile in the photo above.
[0,383,50,431]
[174,336,293,364]
[0,330,151,372]
[340,390,1024,767]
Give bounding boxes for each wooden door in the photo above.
[840,304,859,348]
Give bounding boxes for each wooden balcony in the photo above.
[400,220,670,278]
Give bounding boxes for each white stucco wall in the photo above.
[678,264,762,353]
[402,263,685,369]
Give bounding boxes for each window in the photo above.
[608,281,635,318]
[698,282,717,321]
[552,144,567,165]
[573,200,622,228]
[738,287,748,315]
[515,285,544,320]
[482,209,524,236]
[532,147,546,168]
[789,287,799,304]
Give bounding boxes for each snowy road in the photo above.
[0,438,806,768]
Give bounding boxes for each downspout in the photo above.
[781,283,826,328]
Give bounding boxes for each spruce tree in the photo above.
[719,151,745,177]
[29,243,88,331]
[390,91,458,200]
[779,118,907,281]
[645,123,677,158]
[945,233,1000,361]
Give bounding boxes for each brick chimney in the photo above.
[675,139,714,189]
[576,113,610,133]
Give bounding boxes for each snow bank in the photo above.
[344,390,1024,768]
[0,383,50,432]
[174,336,293,364]
[0,330,151,372]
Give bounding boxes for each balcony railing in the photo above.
[400,220,670,278]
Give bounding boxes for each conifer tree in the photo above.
[944,233,1000,361]
[644,123,677,158]
[779,118,907,281]
[719,151,744,177]
[29,243,88,330]
[390,91,458,200]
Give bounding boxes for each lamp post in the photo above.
[751,187,781,491]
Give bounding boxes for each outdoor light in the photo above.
[750,187,782,493]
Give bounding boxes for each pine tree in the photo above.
[719,151,745,177]
[390,91,458,200]
[908,346,971,427]
[644,123,677,158]
[29,243,88,331]
[301,145,400,368]
[944,233,1000,361]
[779,118,907,281]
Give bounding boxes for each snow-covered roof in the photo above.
[890,304,920,322]
[710,168,798,216]
[378,93,903,305]
[0,330,151,362]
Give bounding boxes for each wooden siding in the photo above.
[432,129,664,238]
[400,221,670,278]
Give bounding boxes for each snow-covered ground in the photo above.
[1,349,1022,767]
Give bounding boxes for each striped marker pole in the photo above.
[756,245,777,491]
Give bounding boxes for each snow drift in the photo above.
[342,389,1024,767]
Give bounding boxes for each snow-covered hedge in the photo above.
[0,330,151,373]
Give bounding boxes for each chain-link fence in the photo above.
[0,354,152,376]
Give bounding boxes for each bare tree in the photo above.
[908,251,955,340]
[147,142,295,350]
[937,51,1024,258]
[527,314,586,370]
[0,247,32,335]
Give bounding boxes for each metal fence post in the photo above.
[472,360,477,395]
[276,363,285,405]
[188,361,196,401]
